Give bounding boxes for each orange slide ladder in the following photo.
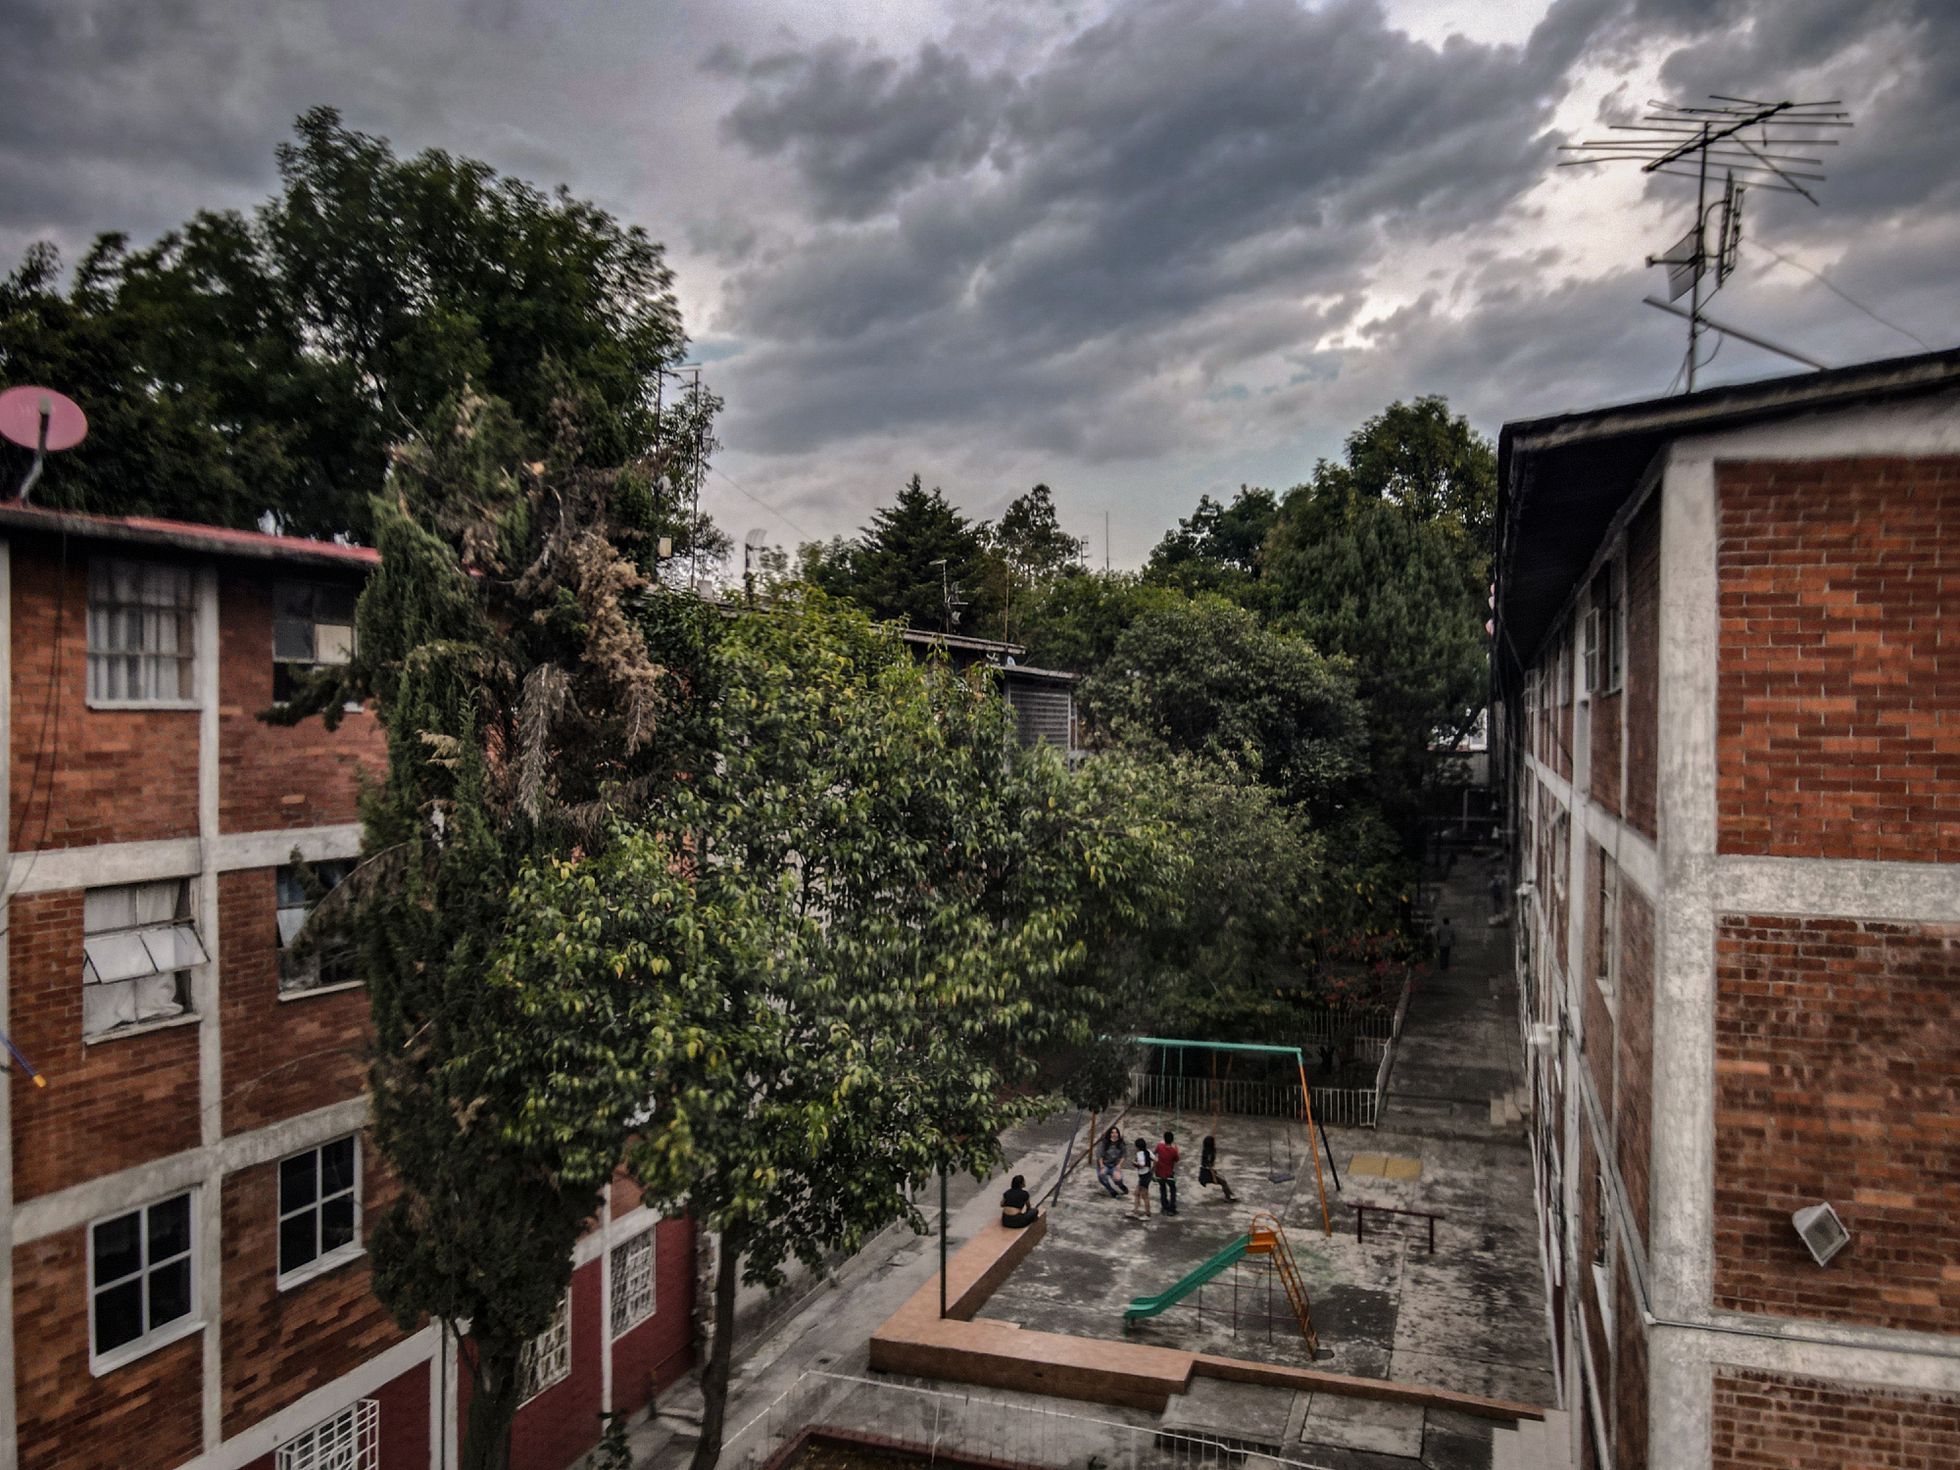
[1247,1211,1318,1354]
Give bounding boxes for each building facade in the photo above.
[0,506,693,1470]
[1493,350,1960,1469]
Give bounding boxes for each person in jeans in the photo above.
[1154,1130,1181,1215]
[1095,1125,1129,1197]
[1131,1136,1154,1218]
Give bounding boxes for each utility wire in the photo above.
[1754,241,1935,351]
[709,465,817,544]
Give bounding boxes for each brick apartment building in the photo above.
[1493,348,1960,1469]
[0,505,694,1470]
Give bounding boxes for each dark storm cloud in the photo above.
[717,39,1016,221]
[711,0,1597,456]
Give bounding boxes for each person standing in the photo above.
[1489,872,1507,917]
[1095,1126,1129,1198]
[1154,1130,1181,1215]
[1131,1135,1154,1219]
[1437,916,1455,971]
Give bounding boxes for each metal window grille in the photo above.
[277,1398,379,1470]
[610,1229,657,1337]
[518,1291,572,1402]
[87,559,195,703]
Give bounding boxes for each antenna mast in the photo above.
[1561,95,1851,390]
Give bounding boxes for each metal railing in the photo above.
[718,1369,1339,1469]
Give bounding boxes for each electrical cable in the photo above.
[709,464,817,545]
[1754,241,1935,351]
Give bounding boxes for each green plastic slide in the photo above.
[1123,1234,1252,1324]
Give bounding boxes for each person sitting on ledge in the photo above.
[1000,1175,1040,1230]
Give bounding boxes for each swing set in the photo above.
[1128,1036,1340,1235]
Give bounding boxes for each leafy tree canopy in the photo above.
[1015,571,1185,673]
[499,587,1182,1467]
[1079,595,1365,816]
[0,107,718,552]
[1146,484,1279,601]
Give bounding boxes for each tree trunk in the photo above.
[460,1335,521,1470]
[689,1222,746,1470]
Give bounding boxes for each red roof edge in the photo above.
[0,502,380,569]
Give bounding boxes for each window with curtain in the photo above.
[87,559,196,704]
[273,580,358,704]
[82,879,204,1037]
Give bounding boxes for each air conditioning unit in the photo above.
[1791,1202,1850,1266]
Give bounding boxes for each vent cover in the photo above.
[1791,1202,1850,1266]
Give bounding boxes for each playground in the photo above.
[971,1107,1553,1409]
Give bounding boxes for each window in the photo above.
[1551,814,1570,902]
[1585,563,1622,693]
[277,862,357,993]
[82,879,204,1038]
[277,1399,379,1470]
[87,559,196,704]
[279,1136,361,1282]
[518,1291,573,1402]
[1593,1168,1610,1267]
[1596,854,1619,999]
[274,581,358,703]
[610,1229,657,1336]
[91,1191,195,1365]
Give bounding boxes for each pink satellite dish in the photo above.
[0,386,88,452]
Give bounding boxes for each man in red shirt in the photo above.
[1153,1131,1181,1215]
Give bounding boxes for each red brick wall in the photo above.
[11,552,200,851]
[1623,499,1660,840]
[218,570,384,834]
[374,1361,432,1470]
[1716,456,1960,862]
[220,1142,410,1436]
[1712,1369,1960,1469]
[8,888,202,1201]
[1714,914,1960,1333]
[1615,884,1654,1255]
[1612,1256,1647,1470]
[1589,691,1621,815]
[610,1217,698,1416]
[12,1225,204,1470]
[505,1259,605,1470]
[1577,1128,1609,1386]
[218,868,369,1134]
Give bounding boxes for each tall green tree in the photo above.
[1145,485,1279,604]
[501,589,1180,1469]
[1079,595,1365,816]
[323,394,698,1470]
[0,107,720,554]
[1262,397,1494,838]
[1015,571,1183,673]
[806,474,996,633]
[988,483,1081,641]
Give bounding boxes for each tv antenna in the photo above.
[0,386,89,502]
[1561,95,1851,390]
[742,527,768,606]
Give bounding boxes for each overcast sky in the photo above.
[6,0,1957,565]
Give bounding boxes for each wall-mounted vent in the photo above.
[1792,1202,1850,1266]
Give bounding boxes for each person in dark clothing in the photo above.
[1153,1131,1181,1215]
[1199,1135,1237,1203]
[1489,872,1507,917]
[1000,1175,1039,1229]
[1436,916,1455,971]
[1095,1125,1129,1197]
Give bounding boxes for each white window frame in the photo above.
[86,558,199,709]
[610,1228,657,1338]
[1592,1167,1616,1338]
[517,1289,573,1404]
[277,1135,364,1288]
[273,578,359,706]
[277,1397,380,1470]
[1595,853,1620,1011]
[82,878,205,1040]
[276,861,360,996]
[88,1189,200,1374]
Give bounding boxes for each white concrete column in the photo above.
[0,538,17,1470]
[195,564,224,1452]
